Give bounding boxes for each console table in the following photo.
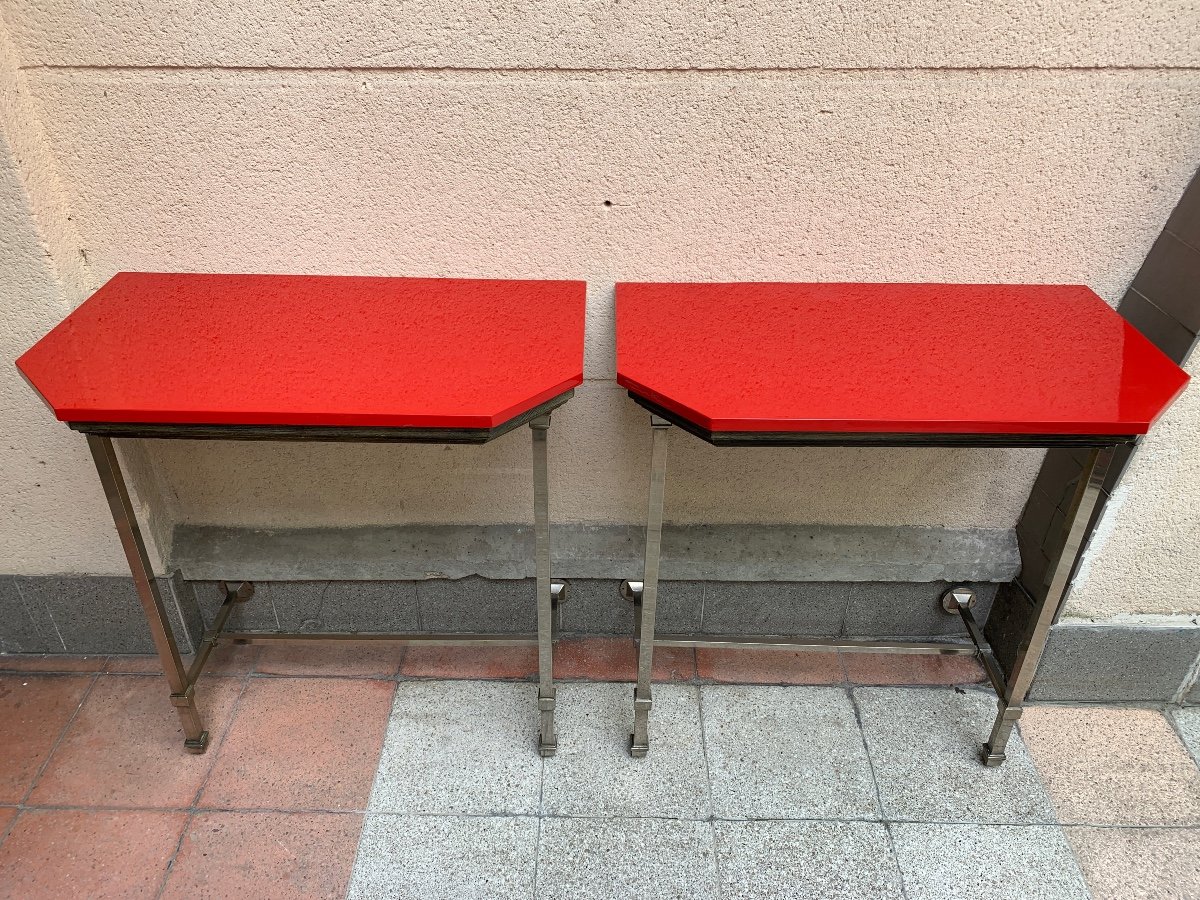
[17,272,586,757]
[616,281,1189,764]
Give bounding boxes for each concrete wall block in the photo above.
[1165,169,1200,248]
[1029,622,1200,702]
[0,576,52,653]
[5,0,1199,70]
[702,581,847,636]
[12,575,194,654]
[1130,231,1200,333]
[844,580,998,638]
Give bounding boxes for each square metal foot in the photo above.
[539,741,558,758]
[629,735,649,758]
[183,731,210,754]
[980,744,1006,767]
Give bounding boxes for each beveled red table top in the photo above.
[18,273,586,436]
[616,282,1188,444]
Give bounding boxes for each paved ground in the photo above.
[0,639,1197,899]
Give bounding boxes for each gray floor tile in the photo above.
[715,820,903,899]
[856,687,1056,824]
[348,814,537,900]
[541,682,710,819]
[1065,825,1200,900]
[1171,706,1200,767]
[369,680,542,815]
[702,685,879,820]
[891,823,1090,900]
[536,817,718,900]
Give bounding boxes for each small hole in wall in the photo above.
[603,200,613,207]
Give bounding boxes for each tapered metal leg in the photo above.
[983,447,1112,766]
[631,416,671,757]
[531,415,558,757]
[87,435,209,753]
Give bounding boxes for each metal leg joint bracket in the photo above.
[169,685,196,707]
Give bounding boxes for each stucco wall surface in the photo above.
[0,24,128,574]
[4,0,1198,69]
[0,3,1197,603]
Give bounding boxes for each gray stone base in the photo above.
[2,574,993,656]
[3,572,1198,705]
[1030,623,1200,704]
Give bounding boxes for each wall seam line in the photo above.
[19,64,1200,76]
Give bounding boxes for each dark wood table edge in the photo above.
[627,392,1136,449]
[67,390,576,444]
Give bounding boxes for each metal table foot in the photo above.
[538,689,558,757]
[630,689,653,757]
[982,702,1023,766]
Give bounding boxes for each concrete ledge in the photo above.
[170,523,1020,583]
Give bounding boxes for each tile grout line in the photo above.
[845,685,912,900]
[187,668,256,809]
[344,678,405,893]
[696,685,726,898]
[158,665,261,897]
[1163,706,1200,770]
[17,672,100,808]
[533,752,546,899]
[8,798,1200,828]
[0,671,98,857]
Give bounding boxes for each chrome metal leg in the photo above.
[982,447,1112,766]
[531,414,557,757]
[631,415,671,757]
[87,435,209,753]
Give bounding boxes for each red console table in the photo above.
[18,272,586,756]
[616,282,1189,763]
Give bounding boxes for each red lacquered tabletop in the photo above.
[616,282,1188,441]
[18,273,586,432]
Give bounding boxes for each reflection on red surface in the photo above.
[18,273,586,429]
[616,283,1188,435]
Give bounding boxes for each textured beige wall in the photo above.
[0,134,126,573]
[0,23,125,574]
[0,3,1198,593]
